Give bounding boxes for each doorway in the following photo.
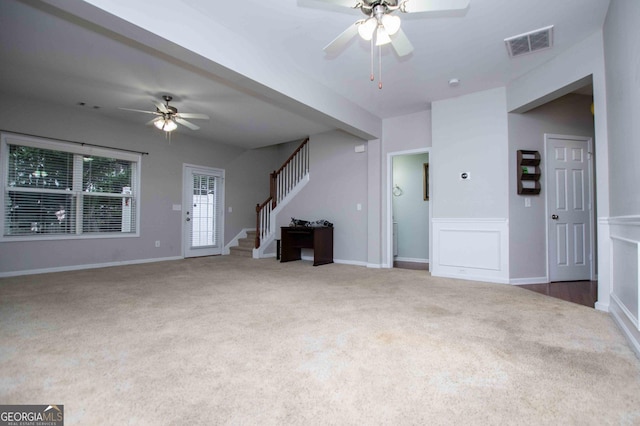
[387,149,431,270]
[545,134,595,281]
[183,164,225,258]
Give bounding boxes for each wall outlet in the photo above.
[155,240,160,247]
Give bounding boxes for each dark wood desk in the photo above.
[280,226,333,266]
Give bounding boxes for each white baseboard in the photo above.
[0,256,183,278]
[510,277,549,285]
[394,257,429,264]
[610,295,640,358]
[595,301,609,312]
[432,271,511,285]
[335,258,368,267]
[299,255,367,267]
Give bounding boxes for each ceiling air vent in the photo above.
[505,25,554,58]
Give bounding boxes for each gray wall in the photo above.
[604,0,640,217]
[392,153,429,261]
[432,87,509,219]
[277,130,369,264]
[0,95,284,274]
[381,110,431,267]
[508,94,595,280]
[602,0,640,352]
[225,141,302,240]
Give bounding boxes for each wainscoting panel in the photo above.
[608,216,640,356]
[432,218,509,283]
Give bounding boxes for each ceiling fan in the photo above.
[317,0,471,88]
[119,95,210,132]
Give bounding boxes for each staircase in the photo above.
[228,137,310,258]
[228,230,256,258]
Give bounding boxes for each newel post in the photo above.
[255,203,261,249]
[270,171,277,208]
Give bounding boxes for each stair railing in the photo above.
[255,137,309,248]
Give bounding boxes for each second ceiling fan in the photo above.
[318,0,471,88]
[323,0,471,56]
[120,95,209,132]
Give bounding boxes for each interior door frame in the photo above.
[544,134,596,282]
[182,163,225,258]
[386,148,432,269]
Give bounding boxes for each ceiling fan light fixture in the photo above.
[154,117,177,132]
[375,26,391,46]
[381,14,401,35]
[358,17,377,41]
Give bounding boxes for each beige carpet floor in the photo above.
[1,256,640,425]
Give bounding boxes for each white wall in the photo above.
[602,0,640,355]
[431,87,510,282]
[276,130,369,265]
[0,95,284,275]
[508,94,595,282]
[392,153,429,262]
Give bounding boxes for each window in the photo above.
[1,133,141,240]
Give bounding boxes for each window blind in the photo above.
[1,133,140,240]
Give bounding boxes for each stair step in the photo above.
[237,238,254,249]
[229,245,253,257]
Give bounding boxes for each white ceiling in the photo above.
[0,0,609,148]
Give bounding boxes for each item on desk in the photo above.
[309,219,333,228]
[290,217,310,227]
[290,217,333,228]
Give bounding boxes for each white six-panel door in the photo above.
[545,135,593,282]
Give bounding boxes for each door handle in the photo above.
[551,214,559,220]
[186,217,191,222]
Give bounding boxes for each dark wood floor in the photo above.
[518,281,598,308]
[393,261,596,308]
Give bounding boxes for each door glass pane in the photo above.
[191,174,217,248]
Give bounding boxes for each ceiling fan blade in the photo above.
[305,0,357,8]
[119,107,160,115]
[390,28,414,57]
[175,117,200,131]
[176,112,210,120]
[401,0,470,13]
[324,22,360,54]
[146,117,160,126]
[153,100,169,113]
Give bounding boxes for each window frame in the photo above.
[1,132,141,242]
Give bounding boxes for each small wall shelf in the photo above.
[517,150,541,195]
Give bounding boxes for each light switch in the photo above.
[356,203,362,211]
[524,198,531,207]
[172,204,182,211]
[228,206,233,213]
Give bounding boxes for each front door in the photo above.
[183,165,224,258]
[545,134,593,281]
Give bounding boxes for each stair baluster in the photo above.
[255,137,309,249]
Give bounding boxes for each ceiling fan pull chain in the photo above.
[378,44,383,89]
[370,38,375,82]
